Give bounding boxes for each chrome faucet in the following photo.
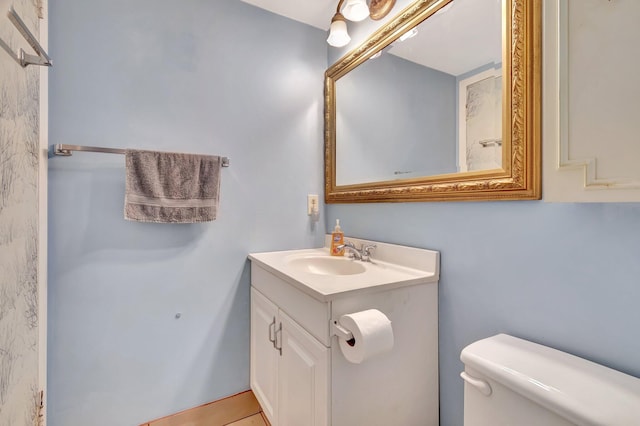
[337,241,362,260]
[336,241,376,262]
[360,244,376,262]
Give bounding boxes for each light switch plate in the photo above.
[307,194,319,216]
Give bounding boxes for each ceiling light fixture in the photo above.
[327,0,396,47]
[369,0,396,21]
[342,0,370,22]
[327,10,351,47]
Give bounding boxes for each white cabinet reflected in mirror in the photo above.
[325,0,541,202]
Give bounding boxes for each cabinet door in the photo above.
[250,288,279,424]
[543,0,640,201]
[278,311,330,426]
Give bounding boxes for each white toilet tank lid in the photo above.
[461,334,640,426]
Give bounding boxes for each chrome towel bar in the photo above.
[50,144,230,167]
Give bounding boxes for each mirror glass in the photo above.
[336,0,503,185]
[325,0,541,202]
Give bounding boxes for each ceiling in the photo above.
[240,0,336,31]
[240,0,502,76]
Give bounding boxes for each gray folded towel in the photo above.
[124,149,221,223]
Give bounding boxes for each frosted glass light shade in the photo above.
[327,14,351,47]
[342,0,370,22]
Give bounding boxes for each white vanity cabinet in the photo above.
[250,287,329,426]
[249,238,440,426]
[543,0,640,202]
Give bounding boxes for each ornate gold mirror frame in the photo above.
[324,0,541,203]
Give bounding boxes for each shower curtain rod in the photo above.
[51,144,230,167]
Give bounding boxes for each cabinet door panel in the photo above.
[543,0,640,201]
[250,288,279,424]
[278,311,329,426]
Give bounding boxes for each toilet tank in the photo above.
[460,334,640,426]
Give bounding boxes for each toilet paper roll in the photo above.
[338,309,394,364]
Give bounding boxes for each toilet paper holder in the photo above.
[331,320,356,346]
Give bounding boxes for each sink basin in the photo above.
[249,241,439,301]
[286,255,366,276]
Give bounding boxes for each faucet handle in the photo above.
[361,244,376,261]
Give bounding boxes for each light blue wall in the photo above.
[327,201,640,425]
[337,52,456,184]
[48,2,640,426]
[48,1,326,425]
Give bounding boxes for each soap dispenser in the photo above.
[330,219,345,256]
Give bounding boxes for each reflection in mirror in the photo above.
[335,0,503,186]
[325,0,540,203]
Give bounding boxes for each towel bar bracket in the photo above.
[7,7,52,67]
[19,50,51,67]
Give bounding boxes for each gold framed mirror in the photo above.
[324,0,541,202]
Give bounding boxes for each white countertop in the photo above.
[249,237,439,302]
